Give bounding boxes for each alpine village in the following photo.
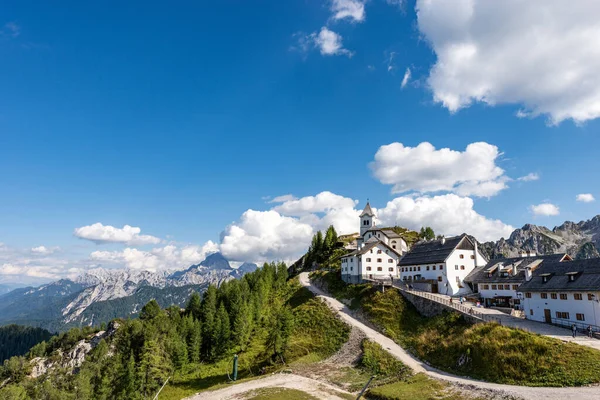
[2,202,600,400]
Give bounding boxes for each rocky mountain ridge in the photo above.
[480,215,600,260]
[0,252,258,331]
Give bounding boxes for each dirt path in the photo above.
[299,272,600,400]
[183,373,353,400]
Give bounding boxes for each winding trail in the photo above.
[299,272,600,400]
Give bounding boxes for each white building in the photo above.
[464,253,571,309]
[518,258,600,331]
[341,202,408,283]
[398,234,488,296]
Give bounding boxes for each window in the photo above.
[377,258,382,263]
[366,267,371,271]
[388,259,393,263]
[456,276,460,283]
[455,265,459,270]
[439,265,444,270]
[512,285,519,290]
[560,294,568,300]
[433,265,436,270]
[460,265,465,270]
[377,250,382,254]
[418,266,421,271]
[551,293,557,299]
[426,266,430,271]
[574,293,583,300]
[491,285,497,290]
[470,255,475,259]
[370,250,373,253]
[483,284,489,290]
[556,312,569,319]
[366,258,371,262]
[459,254,464,259]
[437,276,442,282]
[393,246,396,249]
[577,313,585,321]
[350,267,353,271]
[525,292,532,298]
[377,267,382,271]
[389,267,394,272]
[541,293,548,299]
[589,294,595,301]
[504,285,511,290]
[530,309,533,316]
[409,267,413,272]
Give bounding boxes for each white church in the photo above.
[340,202,408,284]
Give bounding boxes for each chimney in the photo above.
[525,268,532,281]
[440,236,446,245]
[473,240,479,266]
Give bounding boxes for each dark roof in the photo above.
[518,258,600,292]
[365,228,403,239]
[360,202,375,217]
[399,234,472,266]
[464,254,569,284]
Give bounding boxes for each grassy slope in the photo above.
[160,280,350,399]
[312,270,600,387]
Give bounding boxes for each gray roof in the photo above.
[464,254,569,284]
[398,234,475,266]
[518,258,600,292]
[359,202,375,217]
[365,228,403,239]
[342,238,402,258]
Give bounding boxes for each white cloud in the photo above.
[31,246,59,255]
[386,0,405,9]
[416,0,600,124]
[401,67,411,88]
[331,0,365,22]
[74,223,161,246]
[376,194,514,242]
[0,263,61,280]
[312,27,353,57]
[517,173,539,182]
[272,191,357,217]
[530,203,560,216]
[370,141,508,197]
[90,241,219,272]
[269,194,298,203]
[576,193,595,203]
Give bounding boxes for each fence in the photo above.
[550,318,600,335]
[377,279,505,325]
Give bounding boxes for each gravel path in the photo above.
[299,272,600,400]
[184,373,353,400]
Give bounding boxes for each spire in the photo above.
[360,201,375,217]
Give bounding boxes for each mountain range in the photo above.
[0,252,257,332]
[480,215,600,260]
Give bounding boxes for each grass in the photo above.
[160,279,350,399]
[366,373,479,400]
[312,270,600,387]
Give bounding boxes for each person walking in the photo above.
[588,325,593,338]
[572,324,577,338]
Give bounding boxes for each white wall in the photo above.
[522,291,600,327]
[477,283,521,302]
[360,244,400,279]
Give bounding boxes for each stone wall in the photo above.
[398,289,480,324]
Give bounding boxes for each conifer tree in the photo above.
[200,285,218,358]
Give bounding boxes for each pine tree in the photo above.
[201,285,218,359]
[137,340,170,398]
[323,225,338,257]
[187,317,202,363]
[139,300,161,321]
[186,292,202,320]
[214,303,231,358]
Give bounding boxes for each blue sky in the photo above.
[1,0,599,285]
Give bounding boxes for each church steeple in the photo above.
[359,201,374,236]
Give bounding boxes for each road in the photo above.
[299,272,600,400]
[184,373,353,400]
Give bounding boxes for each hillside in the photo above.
[480,215,600,260]
[0,252,254,332]
[0,325,52,363]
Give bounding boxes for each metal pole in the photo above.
[152,376,170,400]
[232,354,238,381]
[356,375,375,400]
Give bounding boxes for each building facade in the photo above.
[518,258,600,330]
[341,202,407,283]
[464,253,571,308]
[398,234,488,296]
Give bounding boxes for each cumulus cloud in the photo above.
[401,68,411,88]
[517,173,539,182]
[331,0,365,22]
[416,0,600,124]
[272,191,357,216]
[376,194,514,242]
[370,142,508,197]
[31,246,60,255]
[313,27,353,57]
[576,193,595,203]
[269,194,298,203]
[90,241,219,272]
[74,223,161,246]
[530,203,560,216]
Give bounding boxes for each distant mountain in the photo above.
[0,252,255,331]
[0,283,26,296]
[480,215,600,260]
